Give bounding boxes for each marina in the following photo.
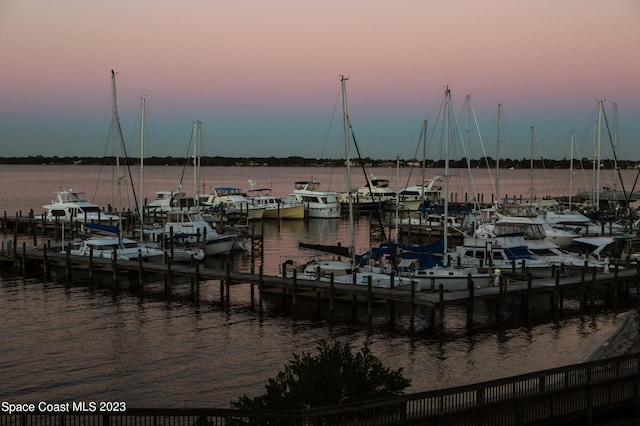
[2,164,640,411]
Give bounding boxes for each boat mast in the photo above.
[465,94,472,205]
[139,96,146,243]
[569,130,575,209]
[596,100,603,211]
[496,103,502,206]
[111,70,124,244]
[613,102,619,192]
[341,75,355,265]
[421,119,427,207]
[529,126,535,203]
[192,120,202,207]
[591,119,597,208]
[197,121,202,201]
[444,87,451,265]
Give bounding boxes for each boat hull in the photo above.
[262,205,305,220]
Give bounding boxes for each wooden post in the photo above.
[329,273,335,317]
[467,274,474,327]
[590,269,597,310]
[13,216,18,267]
[169,226,174,264]
[194,258,200,302]
[292,268,298,317]
[32,217,37,247]
[409,279,416,333]
[438,284,445,328]
[111,250,118,285]
[613,263,619,309]
[367,276,373,325]
[637,261,640,305]
[555,269,562,313]
[43,243,50,282]
[138,252,144,296]
[580,261,587,313]
[21,241,26,276]
[389,272,395,326]
[165,253,172,299]
[88,246,94,287]
[225,262,231,305]
[65,242,71,280]
[258,265,264,309]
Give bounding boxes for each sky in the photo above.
[1,0,639,161]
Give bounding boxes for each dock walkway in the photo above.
[2,240,639,330]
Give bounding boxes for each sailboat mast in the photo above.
[111,70,124,241]
[444,87,450,265]
[529,126,535,202]
[591,119,597,208]
[197,120,202,203]
[465,95,472,205]
[596,100,603,211]
[139,97,146,243]
[496,103,502,206]
[569,130,575,208]
[421,119,427,206]
[192,121,202,205]
[341,75,355,265]
[613,102,619,191]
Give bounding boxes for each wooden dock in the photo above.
[2,236,639,331]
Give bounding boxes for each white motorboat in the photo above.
[71,234,165,262]
[149,210,235,256]
[248,188,305,219]
[397,176,443,211]
[338,177,395,213]
[288,181,341,219]
[146,190,195,211]
[199,187,265,220]
[455,229,554,277]
[42,189,119,224]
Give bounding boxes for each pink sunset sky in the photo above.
[1,0,639,161]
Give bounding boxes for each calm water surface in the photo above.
[0,165,635,408]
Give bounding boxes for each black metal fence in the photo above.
[3,352,640,425]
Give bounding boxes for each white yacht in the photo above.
[42,189,119,224]
[288,181,341,219]
[198,187,264,220]
[397,176,443,211]
[248,188,305,219]
[146,210,235,256]
[338,177,395,213]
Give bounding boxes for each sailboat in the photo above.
[362,87,493,291]
[284,76,416,289]
[575,101,640,206]
[70,71,164,262]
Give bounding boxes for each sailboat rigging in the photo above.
[70,71,164,262]
[286,76,415,289]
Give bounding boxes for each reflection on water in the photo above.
[0,268,630,408]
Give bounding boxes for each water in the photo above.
[0,164,635,408]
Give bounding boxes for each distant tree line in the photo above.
[1,155,639,169]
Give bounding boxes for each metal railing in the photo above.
[3,352,640,425]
